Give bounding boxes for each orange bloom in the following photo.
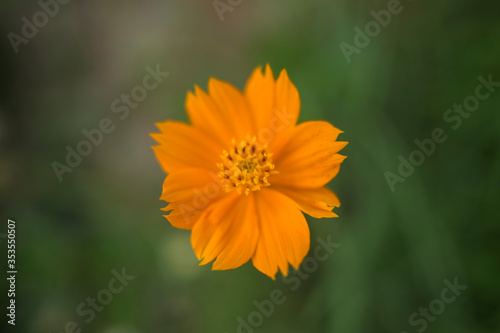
[151,65,347,279]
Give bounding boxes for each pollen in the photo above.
[217,136,278,196]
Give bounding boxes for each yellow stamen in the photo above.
[218,136,278,195]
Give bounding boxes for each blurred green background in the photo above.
[1,0,499,332]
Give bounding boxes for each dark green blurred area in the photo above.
[1,0,499,332]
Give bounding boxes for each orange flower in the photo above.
[151,65,347,279]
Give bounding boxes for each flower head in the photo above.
[151,65,347,279]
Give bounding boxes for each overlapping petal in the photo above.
[251,189,310,279]
[191,192,259,270]
[185,78,257,146]
[151,121,222,173]
[275,186,341,218]
[244,66,300,147]
[190,189,310,279]
[161,168,224,229]
[272,121,348,188]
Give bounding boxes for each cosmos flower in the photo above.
[151,65,347,279]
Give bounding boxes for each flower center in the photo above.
[217,136,278,195]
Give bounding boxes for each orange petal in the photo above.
[252,189,310,279]
[190,192,259,270]
[275,186,340,218]
[272,121,348,188]
[162,201,203,230]
[151,121,222,173]
[264,69,301,156]
[185,86,232,147]
[208,78,255,140]
[186,79,254,146]
[244,65,275,137]
[161,168,224,229]
[274,69,300,132]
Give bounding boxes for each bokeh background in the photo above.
[1,0,499,332]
